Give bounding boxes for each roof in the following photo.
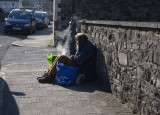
[35,11,47,13]
[12,9,33,12]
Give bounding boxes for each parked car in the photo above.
[34,11,45,29]
[4,8,36,35]
[42,12,50,26]
[33,11,49,28]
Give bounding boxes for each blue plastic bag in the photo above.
[56,62,78,86]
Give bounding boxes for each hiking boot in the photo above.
[37,70,50,80]
[38,73,54,83]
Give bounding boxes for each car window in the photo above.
[9,10,30,19]
[35,13,43,19]
[42,13,47,18]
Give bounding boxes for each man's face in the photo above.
[76,40,79,44]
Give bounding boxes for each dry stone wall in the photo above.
[79,20,160,115]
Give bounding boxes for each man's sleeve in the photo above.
[72,46,96,66]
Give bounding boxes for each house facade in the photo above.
[0,0,53,15]
[0,0,22,15]
[21,0,53,13]
[53,0,72,30]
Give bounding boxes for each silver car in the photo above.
[35,11,50,28]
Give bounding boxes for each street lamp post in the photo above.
[68,0,76,55]
[53,0,56,46]
[71,0,75,16]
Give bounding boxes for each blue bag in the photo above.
[56,62,78,86]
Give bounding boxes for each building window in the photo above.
[61,16,66,21]
[11,3,14,8]
[58,3,63,8]
[4,3,7,8]
[57,12,62,16]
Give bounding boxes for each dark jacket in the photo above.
[71,41,97,81]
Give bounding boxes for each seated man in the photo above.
[37,33,97,83]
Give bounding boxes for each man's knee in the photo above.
[57,55,68,62]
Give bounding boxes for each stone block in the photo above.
[137,67,144,79]
[157,51,160,65]
[92,32,95,38]
[143,63,152,70]
[108,34,115,42]
[105,55,112,65]
[148,50,154,63]
[136,22,158,28]
[123,42,127,49]
[127,42,132,49]
[107,47,113,54]
[132,44,139,50]
[118,42,122,51]
[117,86,123,93]
[112,52,115,61]
[141,34,147,41]
[156,78,160,88]
[113,32,119,42]
[118,53,128,66]
[140,43,148,50]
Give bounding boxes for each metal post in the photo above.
[53,0,56,46]
[72,0,75,15]
[69,0,76,55]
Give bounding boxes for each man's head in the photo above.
[75,33,88,44]
[75,33,88,50]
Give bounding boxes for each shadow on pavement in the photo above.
[34,27,53,36]
[61,80,112,93]
[2,80,25,115]
[2,33,28,39]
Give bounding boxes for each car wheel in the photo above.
[46,24,48,28]
[26,29,32,35]
[32,28,36,34]
[42,23,45,29]
[29,29,32,35]
[4,29,8,34]
[41,24,45,29]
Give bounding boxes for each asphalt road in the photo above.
[0,22,27,69]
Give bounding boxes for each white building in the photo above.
[21,0,53,12]
[0,0,53,13]
[53,0,72,30]
[53,0,61,22]
[0,0,22,14]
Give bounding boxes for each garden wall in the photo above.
[79,20,160,115]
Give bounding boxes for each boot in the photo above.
[38,73,54,83]
[37,70,50,80]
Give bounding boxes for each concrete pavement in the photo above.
[0,25,134,115]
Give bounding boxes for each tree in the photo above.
[21,0,31,8]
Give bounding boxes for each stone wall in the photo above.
[79,20,160,115]
[75,0,160,22]
[57,0,72,30]
[57,0,160,29]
